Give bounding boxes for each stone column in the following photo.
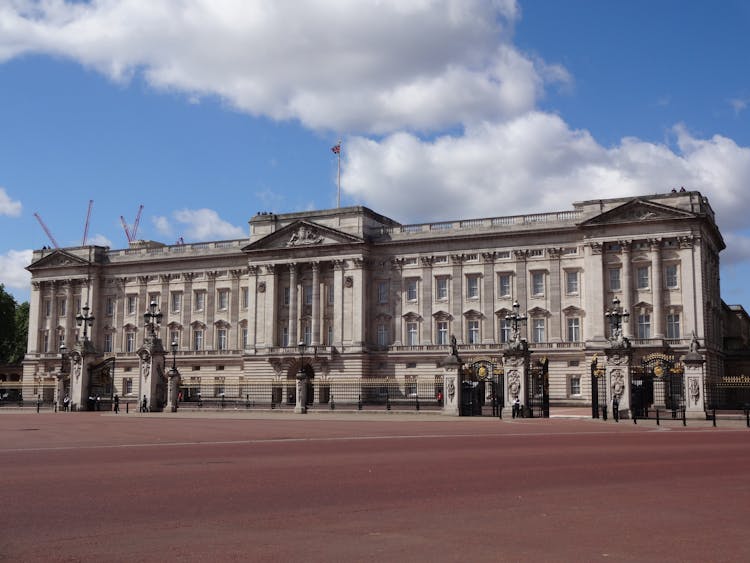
[288,263,298,346]
[548,248,562,342]
[247,266,259,349]
[160,274,171,343]
[64,280,75,348]
[332,260,345,348]
[68,340,97,411]
[620,241,633,338]
[441,355,462,416]
[482,253,495,344]
[450,255,463,343]
[502,345,530,417]
[294,373,308,414]
[420,257,433,344]
[230,269,242,348]
[605,346,632,416]
[137,338,166,412]
[650,239,664,338]
[583,242,606,342]
[351,258,365,347]
[27,281,42,354]
[206,272,218,349]
[311,262,321,345]
[683,345,706,417]
[166,368,181,413]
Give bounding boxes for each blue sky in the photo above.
[1,0,749,307]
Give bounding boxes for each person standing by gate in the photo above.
[512,397,521,418]
[141,394,148,413]
[113,394,120,414]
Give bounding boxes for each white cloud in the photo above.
[86,234,112,248]
[152,215,172,236]
[0,187,22,216]
[0,249,32,290]
[172,208,245,240]
[342,115,750,235]
[0,0,568,134]
[730,98,748,115]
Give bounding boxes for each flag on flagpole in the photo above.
[331,143,341,154]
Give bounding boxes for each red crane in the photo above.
[81,200,94,246]
[33,212,60,249]
[120,204,144,243]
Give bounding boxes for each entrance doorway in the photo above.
[460,360,502,416]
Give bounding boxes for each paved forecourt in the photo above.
[1,412,748,562]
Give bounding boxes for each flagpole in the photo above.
[337,139,341,208]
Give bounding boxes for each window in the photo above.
[499,318,511,343]
[498,274,511,298]
[303,323,312,346]
[44,299,51,317]
[42,331,49,353]
[436,277,449,300]
[193,330,204,351]
[57,298,66,317]
[241,287,249,309]
[532,318,545,343]
[126,332,136,353]
[406,279,418,301]
[566,271,579,294]
[665,265,679,289]
[283,286,290,306]
[609,268,621,291]
[123,378,133,396]
[666,314,680,339]
[567,318,580,342]
[377,323,389,346]
[127,295,137,315]
[281,326,289,347]
[241,327,248,348]
[437,321,449,345]
[171,292,182,313]
[467,275,480,299]
[217,328,227,350]
[570,376,581,396]
[104,333,113,353]
[377,281,389,304]
[327,323,333,346]
[636,266,649,289]
[327,283,334,305]
[406,322,418,346]
[105,296,115,316]
[217,289,229,311]
[531,272,545,296]
[194,291,205,312]
[303,284,313,306]
[467,320,480,344]
[637,314,651,339]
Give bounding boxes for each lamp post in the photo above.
[605,296,630,342]
[170,340,178,373]
[57,344,68,412]
[505,300,528,347]
[143,300,163,340]
[166,339,180,412]
[76,304,95,342]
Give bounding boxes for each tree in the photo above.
[0,284,28,364]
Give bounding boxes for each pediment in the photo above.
[528,306,550,317]
[243,220,364,253]
[27,249,90,271]
[580,199,695,227]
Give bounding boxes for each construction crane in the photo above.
[33,212,60,249]
[120,204,144,243]
[81,199,93,246]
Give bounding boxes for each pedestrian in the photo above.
[63,394,70,412]
[437,391,443,406]
[113,394,120,414]
[141,394,148,413]
[512,397,521,419]
[95,395,101,411]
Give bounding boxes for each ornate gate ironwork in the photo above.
[88,357,115,411]
[590,355,607,419]
[705,375,750,411]
[460,360,501,417]
[630,354,684,418]
[526,357,549,418]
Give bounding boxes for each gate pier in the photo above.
[683,335,706,416]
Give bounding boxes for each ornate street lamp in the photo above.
[605,296,630,341]
[143,300,163,340]
[295,341,308,413]
[59,344,68,373]
[297,341,307,379]
[505,300,528,346]
[170,340,179,374]
[76,304,95,341]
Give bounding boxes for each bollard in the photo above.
[746,409,749,428]
[656,408,660,426]
[713,408,716,427]
[682,407,686,426]
[633,409,637,424]
[415,395,420,411]
[358,394,362,411]
[54,403,58,413]
[602,405,608,421]
[330,395,335,410]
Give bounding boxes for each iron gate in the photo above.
[460,360,501,417]
[88,357,115,411]
[590,355,607,419]
[705,375,750,411]
[630,354,684,418]
[526,357,549,418]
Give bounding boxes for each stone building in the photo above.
[22,190,726,411]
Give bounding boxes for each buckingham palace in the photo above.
[21,189,732,415]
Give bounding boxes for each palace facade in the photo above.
[22,190,725,409]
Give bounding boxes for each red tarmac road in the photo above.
[1,412,749,562]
